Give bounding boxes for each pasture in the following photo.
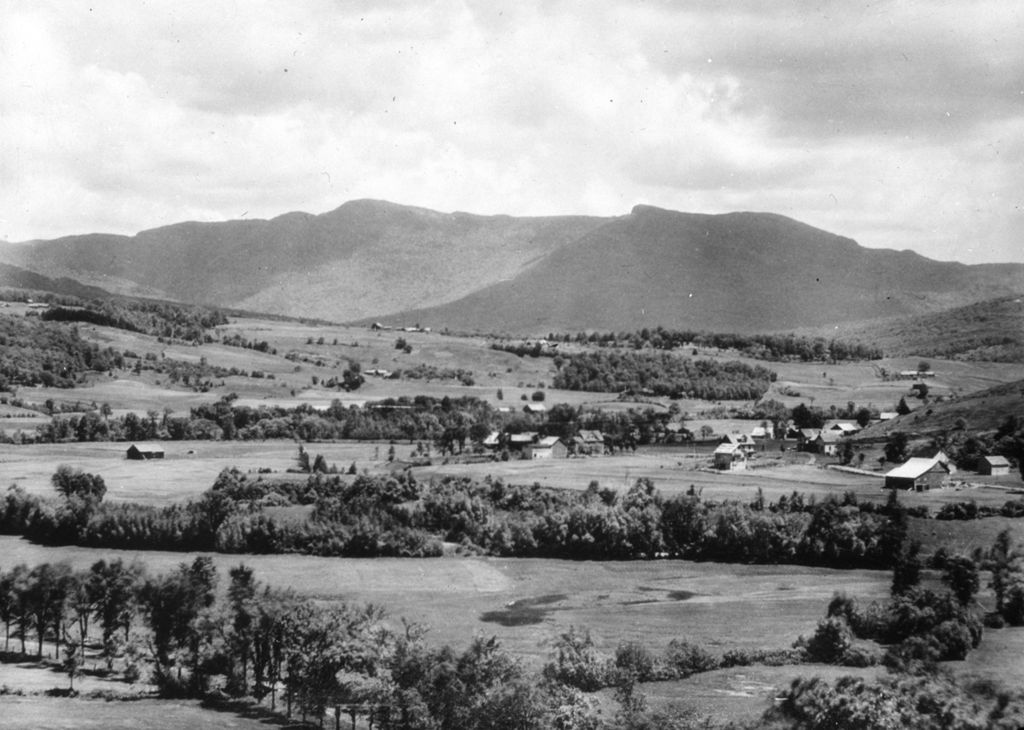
[0,536,891,671]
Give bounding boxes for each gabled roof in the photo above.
[815,431,843,443]
[799,429,821,440]
[534,436,562,448]
[523,403,547,413]
[714,443,741,455]
[824,420,859,433]
[482,431,501,446]
[981,455,1011,467]
[577,430,604,443]
[128,442,164,452]
[885,455,951,480]
[508,432,538,444]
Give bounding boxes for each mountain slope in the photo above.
[378,205,1024,333]
[0,200,606,322]
[3,201,1023,332]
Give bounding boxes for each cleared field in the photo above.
[0,696,302,730]
[0,440,386,504]
[0,535,891,671]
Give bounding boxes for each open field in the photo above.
[0,536,891,670]
[0,696,303,730]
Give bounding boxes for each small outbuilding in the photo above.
[127,443,165,460]
[713,442,746,471]
[884,453,954,491]
[978,455,1011,476]
[525,436,567,460]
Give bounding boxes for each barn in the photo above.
[127,443,165,460]
[525,436,567,460]
[978,455,1011,476]
[884,453,953,491]
[713,443,746,470]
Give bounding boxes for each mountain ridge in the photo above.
[2,200,1022,333]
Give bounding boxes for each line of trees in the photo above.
[495,327,883,362]
[2,467,911,570]
[552,350,775,399]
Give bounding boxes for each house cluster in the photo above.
[480,429,606,459]
[369,323,431,333]
[796,420,862,455]
[882,452,1011,491]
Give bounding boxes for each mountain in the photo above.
[3,200,1023,333]
[377,205,1024,333]
[0,262,114,300]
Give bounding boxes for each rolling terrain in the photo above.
[3,200,1024,333]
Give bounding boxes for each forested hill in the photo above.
[4,200,1023,333]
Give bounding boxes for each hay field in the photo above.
[0,440,386,504]
[0,535,890,670]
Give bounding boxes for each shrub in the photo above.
[663,639,719,677]
[614,641,658,682]
[1003,582,1024,626]
[804,616,852,664]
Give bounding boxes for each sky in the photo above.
[1,0,1022,264]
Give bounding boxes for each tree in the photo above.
[51,465,106,502]
[884,432,909,463]
[989,529,1021,613]
[943,554,980,605]
[917,360,930,373]
[892,542,923,595]
[896,397,912,416]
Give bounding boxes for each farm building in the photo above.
[720,433,757,454]
[126,443,165,460]
[525,436,567,460]
[813,431,843,456]
[797,429,821,451]
[523,403,547,414]
[750,424,774,439]
[823,420,860,436]
[713,443,746,470]
[573,430,606,456]
[978,455,1011,476]
[884,453,954,491]
[506,432,539,453]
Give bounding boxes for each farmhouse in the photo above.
[573,430,606,456]
[126,443,165,460]
[713,442,746,470]
[884,452,954,491]
[813,431,843,456]
[750,424,774,439]
[523,403,547,414]
[797,429,822,451]
[823,420,860,436]
[506,432,539,453]
[720,433,757,454]
[978,455,1011,476]
[525,436,567,460]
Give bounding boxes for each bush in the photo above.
[804,617,852,664]
[543,627,613,691]
[1003,582,1024,626]
[614,641,658,682]
[663,639,719,677]
[531,390,546,402]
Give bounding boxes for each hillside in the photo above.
[3,200,1024,333]
[817,295,1024,362]
[383,205,1024,334]
[855,378,1024,441]
[0,200,605,323]
[0,262,113,300]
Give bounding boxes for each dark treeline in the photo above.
[551,350,775,399]
[494,327,882,362]
[39,297,228,342]
[1,468,909,569]
[27,394,686,452]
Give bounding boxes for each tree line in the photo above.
[2,467,912,570]
[551,350,775,399]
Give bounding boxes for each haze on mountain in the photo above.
[2,200,1022,335]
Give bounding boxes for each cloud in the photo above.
[0,0,1021,264]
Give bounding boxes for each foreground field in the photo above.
[0,535,891,670]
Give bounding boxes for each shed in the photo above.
[127,443,165,460]
[523,403,547,414]
[884,453,953,491]
[713,443,746,471]
[525,436,567,460]
[978,455,1011,476]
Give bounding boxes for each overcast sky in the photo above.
[2,1,1022,263]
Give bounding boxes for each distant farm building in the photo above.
[823,420,860,436]
[720,433,757,454]
[713,443,746,470]
[525,436,567,460]
[884,452,954,491]
[127,443,165,460]
[898,370,936,379]
[813,431,843,456]
[523,403,547,414]
[572,430,606,456]
[507,432,539,453]
[797,429,822,451]
[978,455,1011,476]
